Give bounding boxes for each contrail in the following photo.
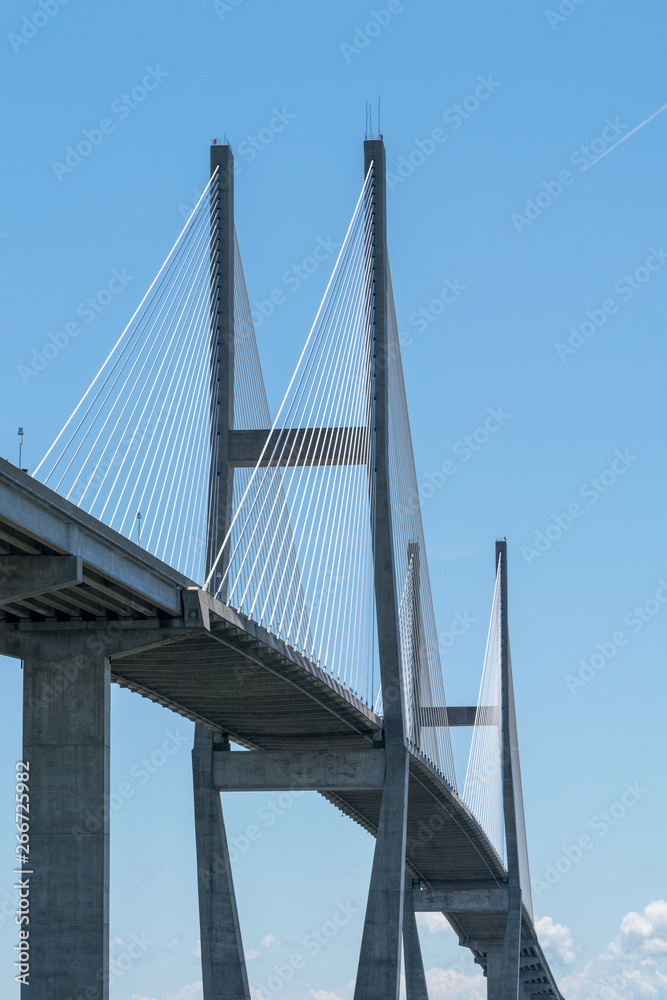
[584,102,667,170]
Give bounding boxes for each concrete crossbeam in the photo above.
[419,706,499,726]
[0,555,82,605]
[213,749,385,791]
[229,426,368,468]
[412,886,509,912]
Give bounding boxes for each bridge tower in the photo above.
[486,538,525,1000]
[193,141,252,1000]
[191,136,424,1000]
[352,137,413,1000]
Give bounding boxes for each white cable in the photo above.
[38,180,218,484]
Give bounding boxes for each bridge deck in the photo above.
[0,459,560,997]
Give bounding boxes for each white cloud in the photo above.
[413,902,667,1000]
[131,984,203,1000]
[189,940,201,958]
[561,900,667,1000]
[305,992,344,1000]
[535,915,577,965]
[260,933,280,949]
[165,985,203,1000]
[245,947,262,962]
[110,934,125,957]
[620,901,667,956]
[416,912,452,934]
[425,967,486,1000]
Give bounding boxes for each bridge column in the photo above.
[193,729,250,1000]
[354,744,409,1000]
[22,646,110,1000]
[494,539,522,1000]
[403,876,430,1000]
[354,137,409,1000]
[207,141,235,576]
[195,139,249,999]
[483,908,521,1000]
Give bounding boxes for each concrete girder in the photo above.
[213,748,386,791]
[0,554,82,605]
[229,426,368,467]
[412,886,509,912]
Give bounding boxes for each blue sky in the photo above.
[1,1,666,997]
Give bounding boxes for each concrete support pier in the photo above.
[22,647,110,1000]
[487,900,522,1000]
[403,875,430,1000]
[193,728,250,1000]
[353,744,409,1000]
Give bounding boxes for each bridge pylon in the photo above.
[194,140,251,1000]
[485,539,529,1000]
[352,136,411,1000]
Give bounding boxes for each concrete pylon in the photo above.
[354,744,410,1000]
[206,141,235,578]
[353,137,410,1000]
[194,139,250,999]
[403,875,430,1000]
[487,541,522,1000]
[193,729,250,1000]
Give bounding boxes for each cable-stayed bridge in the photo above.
[0,138,565,1000]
